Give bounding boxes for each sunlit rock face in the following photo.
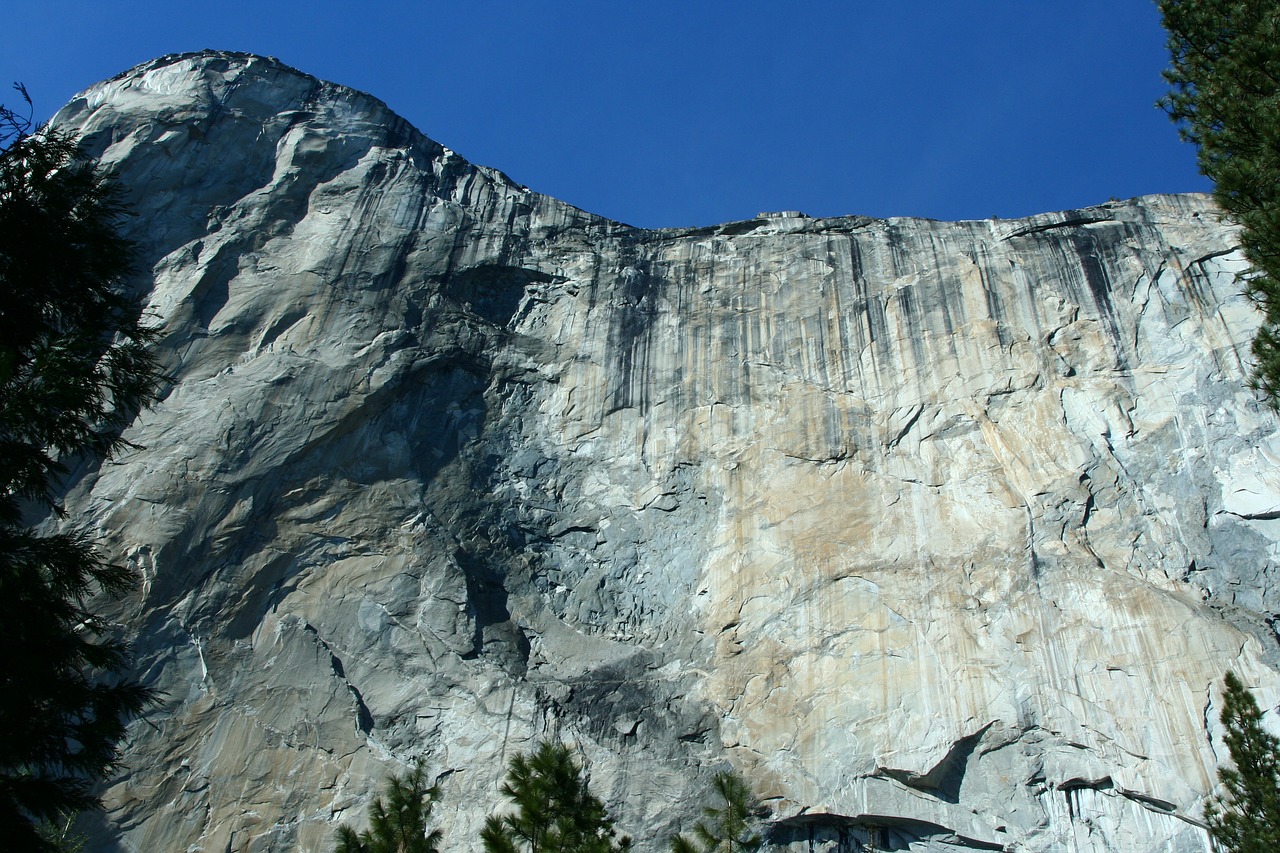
[50,51,1280,853]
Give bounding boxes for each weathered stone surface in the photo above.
[46,51,1280,852]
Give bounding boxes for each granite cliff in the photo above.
[44,51,1280,852]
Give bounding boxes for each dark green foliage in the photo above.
[1205,671,1280,852]
[481,741,631,853]
[37,810,88,853]
[669,771,762,853]
[0,89,162,851]
[1158,1,1280,404]
[334,764,442,853]
[0,93,160,505]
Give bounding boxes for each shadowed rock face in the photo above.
[48,51,1280,852]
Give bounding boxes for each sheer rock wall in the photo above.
[49,52,1280,852]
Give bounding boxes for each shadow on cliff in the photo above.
[442,264,560,329]
[76,808,125,853]
[767,812,1004,852]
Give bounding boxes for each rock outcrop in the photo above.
[46,51,1280,852]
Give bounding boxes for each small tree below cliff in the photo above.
[334,763,442,853]
[482,741,631,853]
[669,771,763,853]
[1206,671,1280,852]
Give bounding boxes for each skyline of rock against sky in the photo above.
[8,1,1210,228]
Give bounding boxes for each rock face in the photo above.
[47,51,1280,852]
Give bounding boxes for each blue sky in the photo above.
[5,1,1210,229]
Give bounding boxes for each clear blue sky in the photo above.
[5,1,1211,229]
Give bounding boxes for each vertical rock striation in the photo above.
[45,52,1280,852]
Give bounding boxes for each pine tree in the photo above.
[669,771,762,853]
[36,810,88,853]
[1158,1,1280,405]
[0,86,162,852]
[334,763,443,853]
[1205,671,1280,852]
[481,741,631,853]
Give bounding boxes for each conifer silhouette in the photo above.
[481,741,630,853]
[334,764,442,853]
[1205,671,1280,852]
[669,771,762,853]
